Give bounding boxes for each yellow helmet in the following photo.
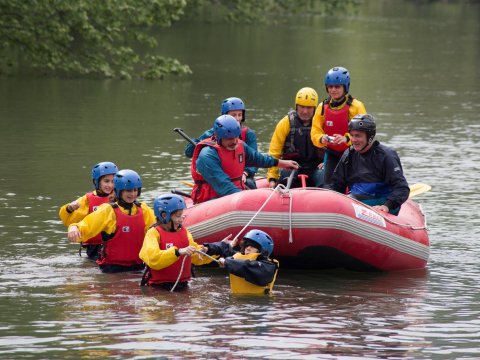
[295,87,318,108]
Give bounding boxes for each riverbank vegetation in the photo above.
[0,0,357,79]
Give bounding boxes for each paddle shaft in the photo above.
[173,128,196,146]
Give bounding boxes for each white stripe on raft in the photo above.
[186,211,429,261]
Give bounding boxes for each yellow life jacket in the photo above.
[229,252,279,295]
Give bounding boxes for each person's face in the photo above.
[120,188,139,203]
[220,137,239,150]
[350,130,369,152]
[244,244,260,255]
[169,209,185,229]
[227,110,243,123]
[296,105,315,122]
[99,175,114,194]
[326,85,346,100]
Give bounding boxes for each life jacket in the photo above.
[229,253,279,295]
[191,138,245,204]
[83,192,110,245]
[96,203,145,267]
[240,127,248,142]
[282,110,323,167]
[322,96,353,153]
[146,226,191,285]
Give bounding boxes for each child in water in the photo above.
[204,229,279,295]
[67,169,155,273]
[139,193,211,291]
[59,161,118,259]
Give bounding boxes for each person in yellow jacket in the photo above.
[310,66,367,187]
[139,193,211,291]
[67,169,155,273]
[203,230,279,295]
[59,161,118,260]
[267,87,325,188]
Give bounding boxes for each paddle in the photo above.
[173,128,196,146]
[409,183,431,198]
[180,180,194,188]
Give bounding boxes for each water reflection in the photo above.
[1,0,480,358]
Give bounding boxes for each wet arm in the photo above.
[224,258,277,286]
[59,194,89,226]
[68,204,116,242]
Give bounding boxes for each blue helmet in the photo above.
[213,115,241,142]
[153,194,187,224]
[243,229,274,257]
[324,66,350,93]
[221,97,246,122]
[91,161,118,190]
[114,169,142,198]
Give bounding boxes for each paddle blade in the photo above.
[180,180,194,188]
[409,183,431,198]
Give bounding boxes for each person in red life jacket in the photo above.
[203,229,279,295]
[184,97,259,189]
[329,114,410,215]
[139,194,211,291]
[59,161,118,260]
[267,87,325,189]
[191,115,299,204]
[311,66,367,187]
[67,169,156,273]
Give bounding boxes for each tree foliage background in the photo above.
[0,0,357,79]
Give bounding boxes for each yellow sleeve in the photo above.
[140,203,156,233]
[68,203,116,242]
[311,103,326,148]
[59,194,89,227]
[349,99,367,119]
[266,116,290,181]
[139,227,179,270]
[342,99,367,146]
[188,230,216,266]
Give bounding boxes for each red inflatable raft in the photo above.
[182,185,429,271]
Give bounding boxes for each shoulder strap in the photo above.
[285,110,297,153]
[346,94,354,106]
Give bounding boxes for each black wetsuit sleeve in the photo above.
[224,258,277,286]
[204,241,236,257]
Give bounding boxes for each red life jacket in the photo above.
[191,138,245,204]
[240,127,248,142]
[96,204,145,267]
[83,192,110,245]
[147,226,191,285]
[322,97,353,153]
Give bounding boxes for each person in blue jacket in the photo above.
[190,115,299,204]
[329,114,410,215]
[185,97,258,189]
